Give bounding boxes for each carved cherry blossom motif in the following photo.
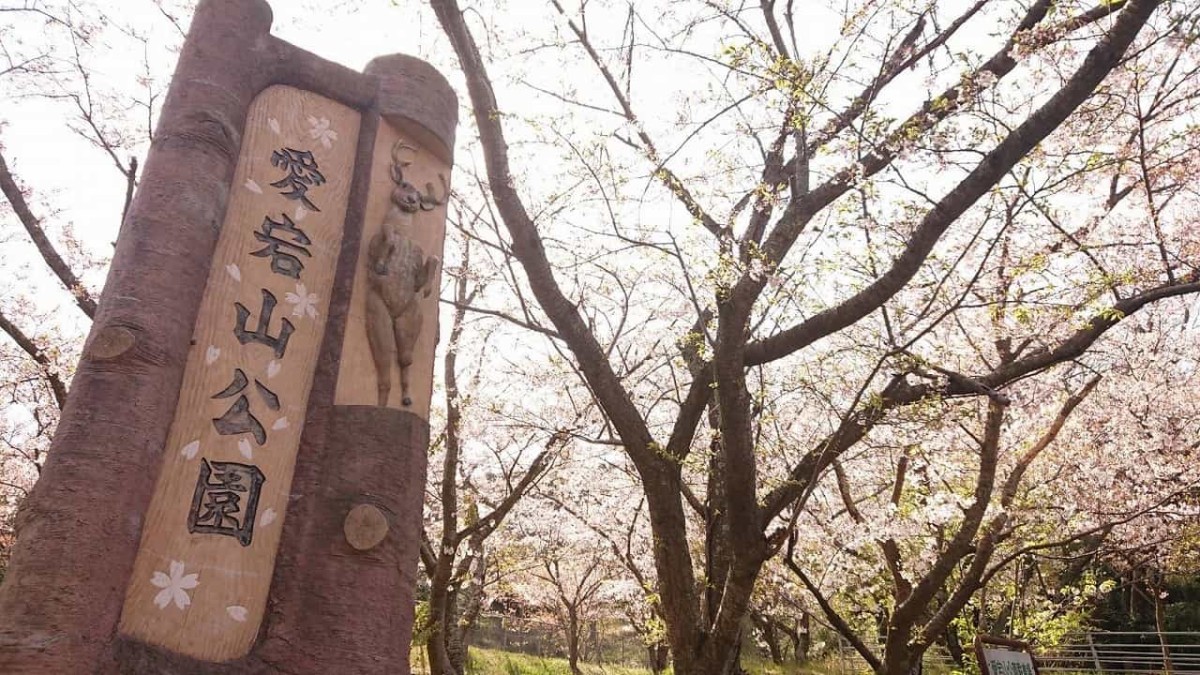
[307,115,337,149]
[151,560,199,610]
[180,440,200,460]
[285,283,319,319]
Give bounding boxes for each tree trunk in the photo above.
[446,540,486,674]
[647,643,670,674]
[776,621,802,664]
[566,610,583,675]
[879,649,922,675]
[426,566,457,675]
[792,612,811,662]
[1153,579,1174,674]
[750,611,783,665]
[944,627,965,668]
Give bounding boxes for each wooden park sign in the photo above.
[976,635,1041,675]
[0,0,454,672]
[117,85,361,659]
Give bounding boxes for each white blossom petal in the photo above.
[154,587,173,609]
[150,561,198,611]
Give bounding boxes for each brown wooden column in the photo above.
[0,2,273,671]
[0,1,455,672]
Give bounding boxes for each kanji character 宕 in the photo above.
[251,213,312,279]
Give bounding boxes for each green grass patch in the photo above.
[467,647,656,675]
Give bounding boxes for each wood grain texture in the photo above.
[343,503,389,551]
[118,85,360,662]
[334,122,450,419]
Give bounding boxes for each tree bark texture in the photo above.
[0,1,456,673]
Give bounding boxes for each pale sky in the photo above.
[0,1,692,346]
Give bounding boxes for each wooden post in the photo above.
[0,1,455,672]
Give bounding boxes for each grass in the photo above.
[468,647,656,675]
[413,646,851,675]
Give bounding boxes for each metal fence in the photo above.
[822,636,956,674]
[470,617,1200,673]
[821,631,1200,673]
[1038,632,1200,673]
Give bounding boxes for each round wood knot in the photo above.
[88,326,136,360]
[343,503,389,551]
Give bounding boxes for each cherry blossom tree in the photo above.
[419,229,570,675]
[2,3,1200,675]
[542,454,672,672]
[508,493,628,675]
[784,324,1200,672]
[424,0,1200,672]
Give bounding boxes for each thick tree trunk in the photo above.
[445,608,469,675]
[566,610,583,675]
[750,611,783,665]
[787,612,811,663]
[446,576,482,667]
[647,643,670,674]
[446,543,486,674]
[944,627,965,667]
[879,649,922,675]
[426,565,457,675]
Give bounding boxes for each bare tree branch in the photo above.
[0,149,97,318]
[0,308,67,409]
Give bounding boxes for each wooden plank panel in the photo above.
[333,121,450,420]
[118,85,360,661]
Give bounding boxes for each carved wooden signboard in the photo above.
[0,1,456,670]
[118,85,360,661]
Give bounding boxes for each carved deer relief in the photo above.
[365,140,447,407]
